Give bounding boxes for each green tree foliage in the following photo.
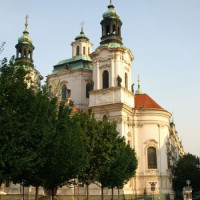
[0,57,87,200]
[39,104,87,200]
[72,111,120,200]
[99,138,138,200]
[0,56,36,185]
[172,153,200,193]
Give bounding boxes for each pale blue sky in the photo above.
[1,0,200,157]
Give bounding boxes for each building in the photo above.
[1,1,184,199]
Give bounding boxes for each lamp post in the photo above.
[149,182,157,200]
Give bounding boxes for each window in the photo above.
[118,27,120,35]
[113,24,116,34]
[103,115,108,122]
[106,25,110,35]
[148,147,157,169]
[76,46,80,56]
[86,83,90,98]
[103,70,109,89]
[88,47,90,55]
[125,73,128,89]
[61,85,68,101]
[83,46,86,55]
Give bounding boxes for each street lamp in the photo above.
[149,182,157,200]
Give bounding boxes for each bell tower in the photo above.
[89,1,135,138]
[100,0,123,45]
[15,15,34,68]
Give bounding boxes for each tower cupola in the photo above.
[15,15,35,68]
[100,0,123,45]
[71,25,93,57]
[135,76,143,95]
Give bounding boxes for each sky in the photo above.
[0,0,200,157]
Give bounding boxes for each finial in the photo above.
[25,15,29,30]
[80,21,85,34]
[135,74,143,94]
[138,75,140,89]
[108,0,114,9]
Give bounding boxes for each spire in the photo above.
[108,0,114,9]
[80,21,84,35]
[25,15,29,30]
[75,22,89,41]
[100,1,122,45]
[135,75,143,94]
[15,15,35,68]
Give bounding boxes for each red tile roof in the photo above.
[73,107,80,112]
[135,94,163,109]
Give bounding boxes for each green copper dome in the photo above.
[18,29,33,44]
[75,28,89,41]
[103,2,120,19]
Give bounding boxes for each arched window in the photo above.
[86,83,90,98]
[125,73,128,89]
[83,46,86,55]
[76,46,80,56]
[118,27,120,35]
[103,70,109,89]
[113,24,116,34]
[148,147,157,169]
[106,25,110,35]
[61,85,68,101]
[103,115,108,122]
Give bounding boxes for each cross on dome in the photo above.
[25,15,29,29]
[80,21,85,34]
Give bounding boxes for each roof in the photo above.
[50,56,93,75]
[103,2,120,19]
[73,107,80,113]
[95,43,129,52]
[134,94,163,109]
[56,55,92,66]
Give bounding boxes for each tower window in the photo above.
[113,24,116,34]
[29,50,31,59]
[83,46,86,55]
[106,25,110,35]
[103,70,109,89]
[61,85,68,101]
[88,47,90,55]
[148,147,157,169]
[76,46,80,56]
[86,83,90,98]
[125,73,128,89]
[103,115,108,122]
[118,27,120,35]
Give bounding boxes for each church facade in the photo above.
[1,1,184,198]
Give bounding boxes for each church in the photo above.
[1,1,184,199]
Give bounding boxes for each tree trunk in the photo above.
[101,184,104,200]
[118,188,120,200]
[35,186,39,200]
[111,187,114,200]
[23,185,25,200]
[52,187,54,200]
[86,184,90,200]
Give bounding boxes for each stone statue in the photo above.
[131,83,135,94]
[117,75,122,87]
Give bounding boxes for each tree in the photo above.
[0,57,87,200]
[38,103,87,200]
[72,111,119,200]
[0,56,35,187]
[98,138,138,200]
[172,153,200,193]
